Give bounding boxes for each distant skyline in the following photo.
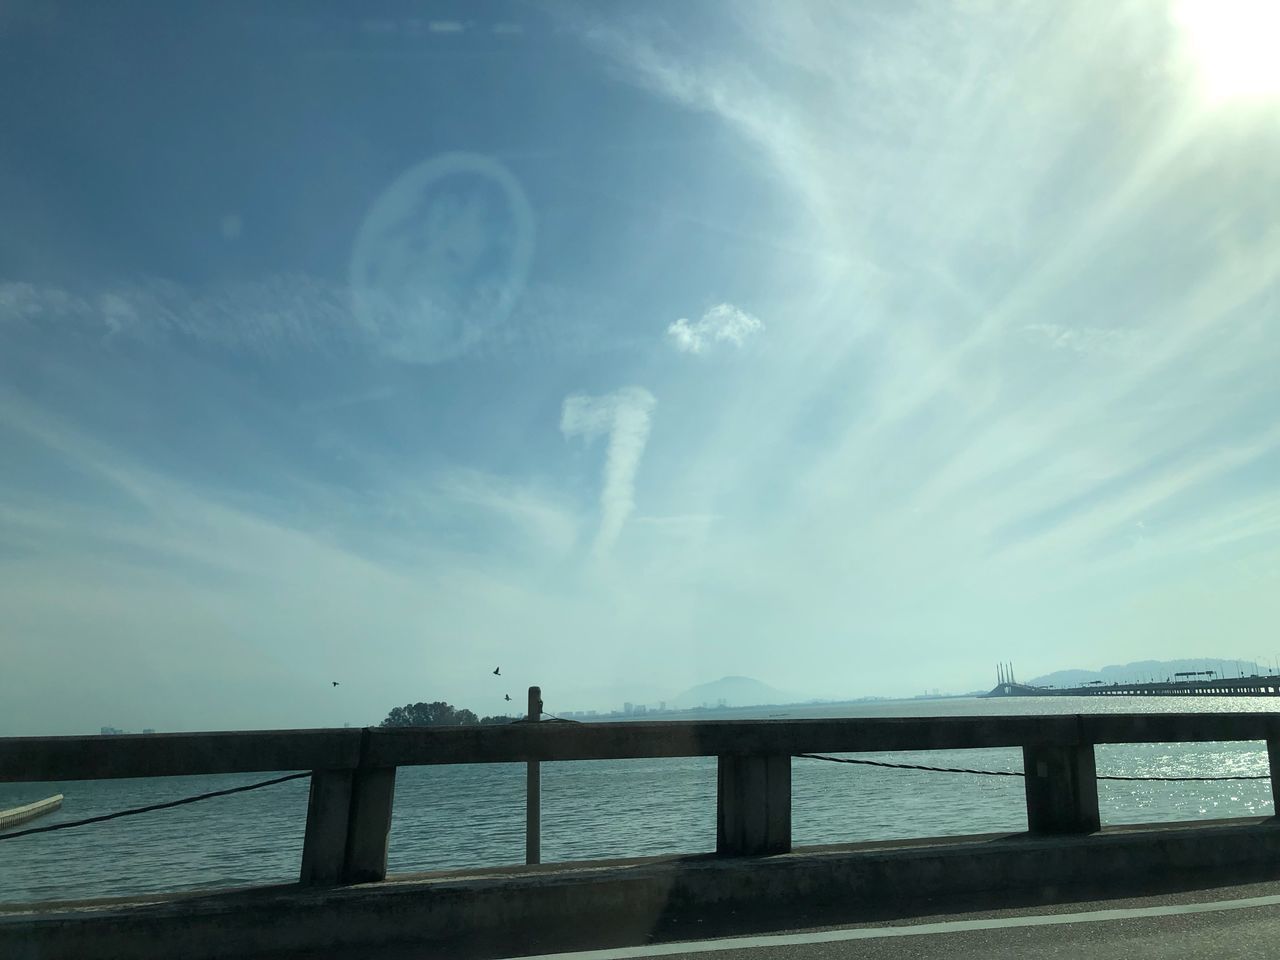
[90,656,1280,732]
[2,2,1279,735]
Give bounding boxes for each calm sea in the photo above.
[2,696,1276,905]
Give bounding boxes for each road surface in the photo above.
[499,879,1280,960]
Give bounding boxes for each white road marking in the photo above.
[509,892,1280,959]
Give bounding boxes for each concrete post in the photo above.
[527,686,541,866]
[717,754,791,855]
[343,767,397,883]
[300,770,354,885]
[1022,744,1100,834]
[1266,739,1280,811]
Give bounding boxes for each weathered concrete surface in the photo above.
[1022,745,1099,834]
[0,795,62,831]
[297,770,353,886]
[718,755,791,855]
[6,817,1280,960]
[5,712,1279,781]
[0,730,360,782]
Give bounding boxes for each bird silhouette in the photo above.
[504,694,511,702]
[493,667,501,676]
[332,682,340,687]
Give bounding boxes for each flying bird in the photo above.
[505,694,511,702]
[493,667,501,676]
[332,682,340,687]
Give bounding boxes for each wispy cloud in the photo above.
[560,387,656,557]
[667,303,763,354]
[1021,322,1141,358]
[430,469,580,558]
[0,276,356,356]
[0,275,635,364]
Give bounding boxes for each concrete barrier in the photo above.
[8,713,1279,889]
[6,816,1280,960]
[0,795,62,831]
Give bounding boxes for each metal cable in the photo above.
[0,771,310,841]
[540,710,581,723]
[1096,772,1269,782]
[797,753,1270,782]
[798,753,1024,777]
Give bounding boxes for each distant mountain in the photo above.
[1026,658,1269,689]
[671,676,795,709]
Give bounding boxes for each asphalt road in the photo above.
[505,880,1280,960]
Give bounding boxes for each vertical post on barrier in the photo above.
[1022,744,1100,834]
[526,685,542,865]
[716,754,791,855]
[299,770,353,885]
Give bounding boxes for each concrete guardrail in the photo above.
[2,708,1279,886]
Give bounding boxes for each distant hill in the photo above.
[1026,658,1269,689]
[671,676,795,709]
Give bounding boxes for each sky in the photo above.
[1,1,1278,734]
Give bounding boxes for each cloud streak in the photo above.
[560,387,657,557]
[0,275,643,366]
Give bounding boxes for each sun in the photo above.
[1174,0,1280,102]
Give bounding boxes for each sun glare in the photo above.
[1175,0,1280,102]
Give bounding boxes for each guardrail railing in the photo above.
[3,711,1278,886]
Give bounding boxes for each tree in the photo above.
[379,701,478,727]
[379,700,515,727]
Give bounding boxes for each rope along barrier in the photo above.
[0,771,310,841]
[798,753,1270,782]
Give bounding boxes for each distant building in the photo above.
[623,702,634,715]
[658,701,667,712]
[634,704,648,716]
[142,728,156,734]
[100,726,126,735]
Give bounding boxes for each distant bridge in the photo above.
[986,676,1280,698]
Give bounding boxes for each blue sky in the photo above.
[2,1,1278,734]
